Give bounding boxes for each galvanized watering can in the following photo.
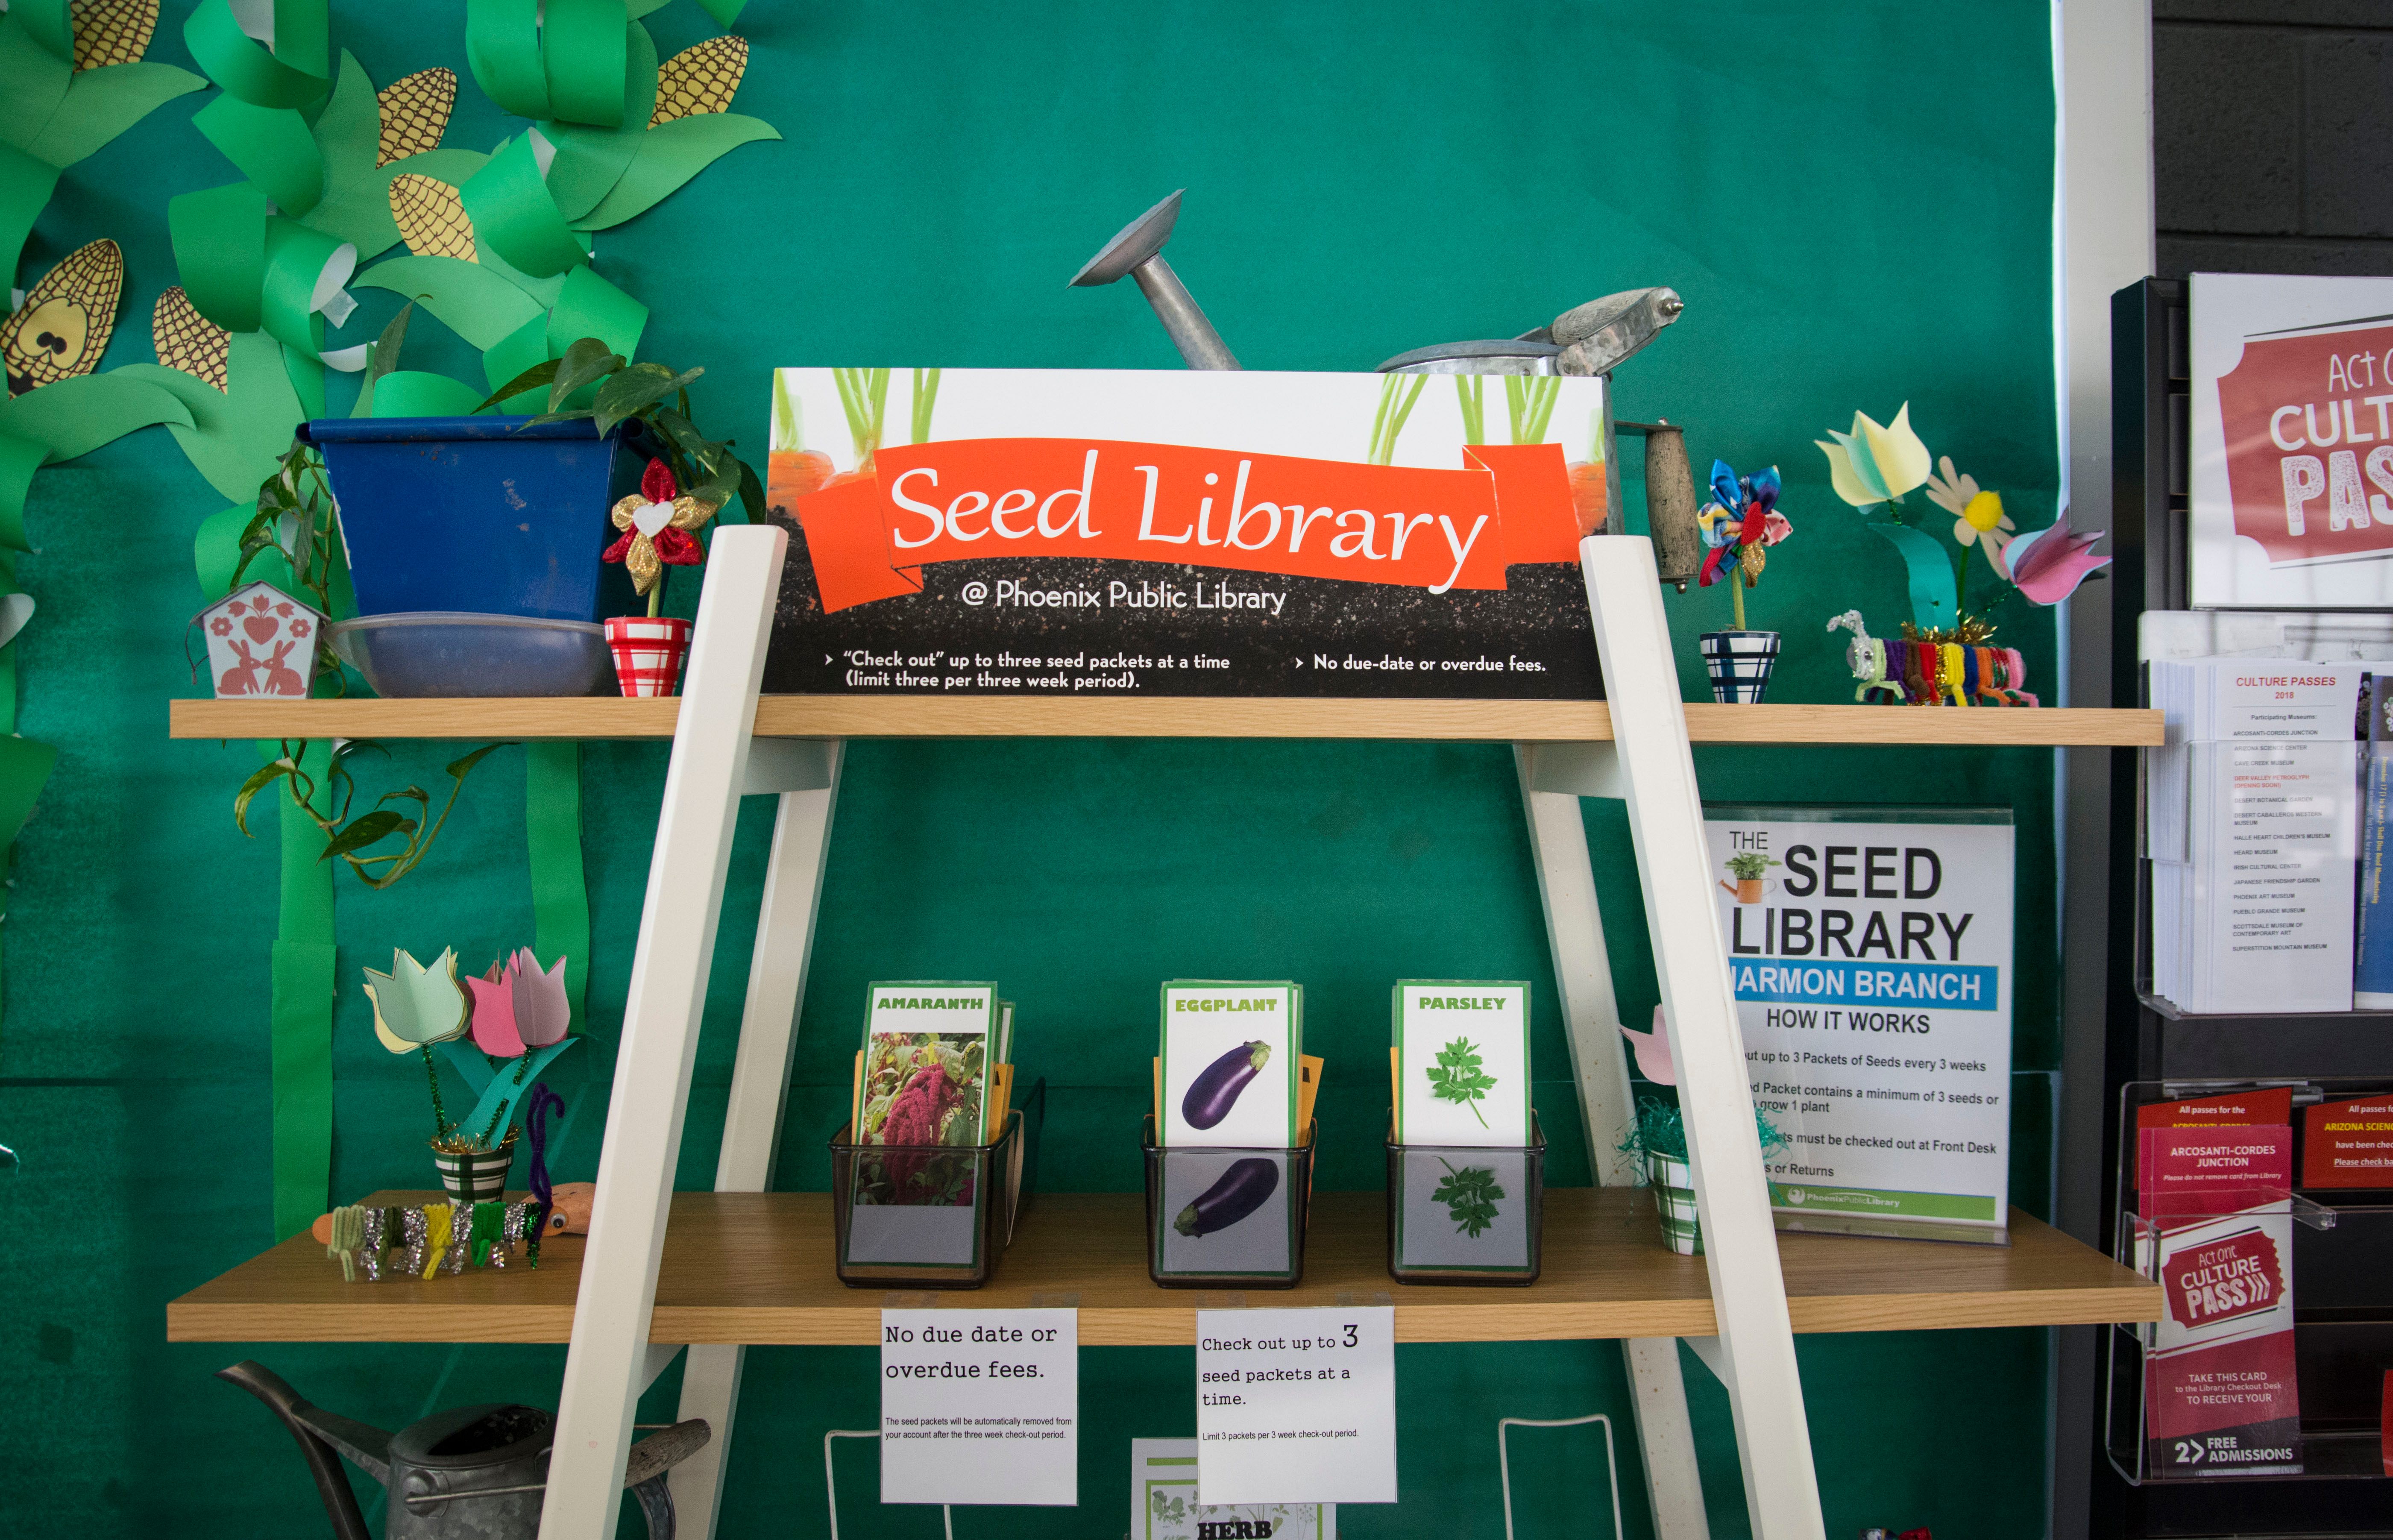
[220,1361,710,1540]
[1071,189,1707,588]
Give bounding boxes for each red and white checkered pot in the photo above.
[605,615,692,697]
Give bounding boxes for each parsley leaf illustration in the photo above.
[1425,1035,1498,1128]
[1432,1159,1506,1238]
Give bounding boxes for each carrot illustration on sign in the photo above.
[1427,1036,1498,1129]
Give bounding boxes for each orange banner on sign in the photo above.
[783,438,1579,613]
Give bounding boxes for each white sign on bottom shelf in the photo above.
[880,1308,1078,1505]
[1196,1306,1396,1505]
[1135,1439,1334,1540]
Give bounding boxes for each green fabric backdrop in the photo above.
[0,3,2064,1537]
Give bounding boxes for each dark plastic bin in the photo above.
[302,416,650,622]
[1384,1112,1545,1285]
[1142,1115,1316,1289]
[829,1084,1038,1289]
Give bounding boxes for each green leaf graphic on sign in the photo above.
[1432,1160,1505,1238]
[1426,1035,1496,1129]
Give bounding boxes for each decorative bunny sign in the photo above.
[196,581,325,699]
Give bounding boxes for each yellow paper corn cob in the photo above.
[69,0,156,70]
[3,239,122,396]
[151,286,229,393]
[650,36,748,126]
[376,67,457,167]
[388,175,478,262]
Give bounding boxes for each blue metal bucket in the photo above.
[302,416,649,622]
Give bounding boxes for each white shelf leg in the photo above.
[669,741,846,1540]
[537,525,789,1540]
[1513,746,1711,1540]
[1578,534,1825,1540]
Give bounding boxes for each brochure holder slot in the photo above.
[829,1082,1041,1289]
[1383,1113,1547,1286]
[1141,1115,1317,1289]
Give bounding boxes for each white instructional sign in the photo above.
[1705,805,2015,1240]
[880,1308,1078,1506]
[1196,1307,1396,1505]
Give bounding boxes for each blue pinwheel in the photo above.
[1695,461,1792,628]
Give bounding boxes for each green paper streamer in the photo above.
[543,0,630,129]
[0,375,190,550]
[466,0,551,121]
[547,264,647,362]
[526,741,591,1032]
[261,217,350,360]
[267,0,331,94]
[169,182,271,333]
[12,0,70,62]
[353,254,546,350]
[573,114,780,232]
[540,22,659,220]
[269,736,336,1241]
[371,371,490,418]
[460,135,587,279]
[483,310,549,393]
[0,144,62,282]
[182,0,329,110]
[193,95,324,217]
[0,735,57,848]
[281,343,327,420]
[1862,517,1963,630]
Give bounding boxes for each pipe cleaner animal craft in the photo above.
[1827,611,2037,707]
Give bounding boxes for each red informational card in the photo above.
[2139,1126,2293,1218]
[2137,1087,2296,1132]
[2301,1096,2393,1188]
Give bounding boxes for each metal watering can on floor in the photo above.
[219,1361,710,1540]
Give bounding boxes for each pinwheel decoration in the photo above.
[604,457,716,614]
[1696,461,1791,631]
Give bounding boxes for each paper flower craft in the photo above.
[1817,404,1931,510]
[1925,456,2014,561]
[1999,521,2113,606]
[1696,461,1790,630]
[605,457,716,612]
[1619,1005,1678,1086]
[364,948,471,1054]
[464,948,571,1057]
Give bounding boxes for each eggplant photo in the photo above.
[1181,1039,1271,1129]
[1173,1157,1281,1236]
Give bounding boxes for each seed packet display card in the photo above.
[846,983,997,1269]
[1155,983,1302,1279]
[1392,983,1533,1275]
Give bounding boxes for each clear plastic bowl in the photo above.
[329,612,611,698]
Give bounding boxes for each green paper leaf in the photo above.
[1862,516,1963,629]
[26,62,208,170]
[259,216,346,360]
[12,0,71,62]
[371,370,489,418]
[477,337,560,409]
[540,21,659,218]
[194,94,325,216]
[309,147,489,260]
[694,0,749,22]
[0,143,61,283]
[182,0,329,110]
[117,332,307,502]
[354,255,547,350]
[0,372,194,463]
[545,264,646,362]
[574,113,781,232]
[480,311,549,395]
[0,18,73,153]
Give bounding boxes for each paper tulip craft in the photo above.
[1818,405,2109,637]
[367,946,579,1155]
[605,457,716,615]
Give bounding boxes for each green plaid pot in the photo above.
[432,1137,516,1203]
[1645,1151,1702,1256]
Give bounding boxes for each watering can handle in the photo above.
[217,1361,382,1540]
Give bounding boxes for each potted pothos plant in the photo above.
[480,338,765,696]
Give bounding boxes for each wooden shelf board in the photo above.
[167,1188,2158,1347]
[168,696,2164,746]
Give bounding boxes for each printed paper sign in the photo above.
[2190,272,2393,607]
[1161,982,1301,1147]
[1393,981,1530,1144]
[2144,1207,2302,1476]
[761,368,1609,698]
[849,984,997,1266]
[1196,1307,1396,1505]
[881,1308,1078,1505]
[1704,806,2014,1238]
[2303,1096,2393,1187]
[1132,1438,1334,1540]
